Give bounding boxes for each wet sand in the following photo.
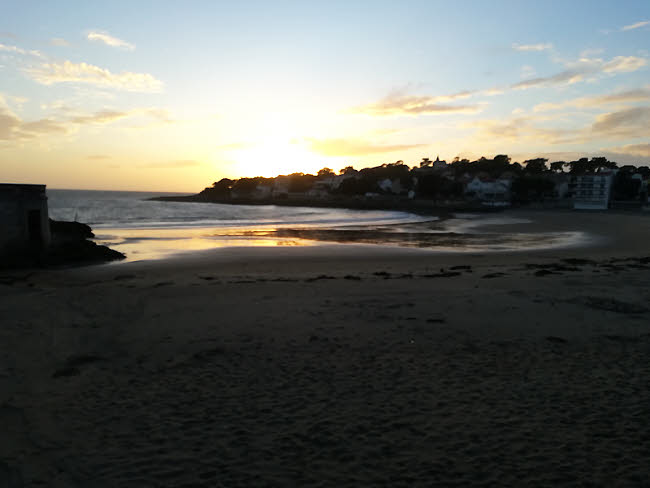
[1,210,650,486]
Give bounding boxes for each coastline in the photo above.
[2,210,650,485]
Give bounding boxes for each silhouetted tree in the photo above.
[511,176,555,202]
[591,157,617,171]
[636,166,650,179]
[420,157,433,168]
[337,177,375,195]
[339,166,356,175]
[317,167,335,178]
[288,173,316,193]
[550,161,565,173]
[612,170,641,201]
[523,158,548,174]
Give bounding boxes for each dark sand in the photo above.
[1,210,650,486]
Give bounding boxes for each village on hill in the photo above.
[193,155,650,211]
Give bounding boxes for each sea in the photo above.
[47,189,587,262]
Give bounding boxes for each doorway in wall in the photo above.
[28,209,42,244]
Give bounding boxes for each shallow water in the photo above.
[47,190,590,261]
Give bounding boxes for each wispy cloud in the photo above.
[604,143,650,157]
[622,20,649,31]
[0,99,172,142]
[69,109,132,124]
[50,37,70,47]
[0,43,42,57]
[307,137,427,156]
[468,117,582,145]
[87,31,135,50]
[86,154,110,160]
[0,95,68,141]
[350,91,481,116]
[534,86,650,112]
[512,43,553,52]
[591,106,650,138]
[27,60,163,92]
[142,160,202,168]
[469,105,650,147]
[511,56,647,90]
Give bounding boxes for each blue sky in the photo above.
[1,1,649,190]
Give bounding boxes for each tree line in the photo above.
[202,155,649,202]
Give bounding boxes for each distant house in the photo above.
[465,175,511,204]
[0,184,51,257]
[572,172,614,210]
[378,178,403,195]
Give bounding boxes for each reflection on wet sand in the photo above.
[94,217,590,262]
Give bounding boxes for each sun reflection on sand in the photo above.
[94,226,317,262]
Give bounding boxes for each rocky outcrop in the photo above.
[46,219,124,265]
[49,219,94,241]
[0,220,124,269]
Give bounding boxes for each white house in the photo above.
[572,172,614,210]
[465,176,511,203]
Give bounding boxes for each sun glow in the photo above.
[228,139,328,177]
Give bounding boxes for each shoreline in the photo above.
[88,207,645,264]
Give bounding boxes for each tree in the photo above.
[591,157,617,171]
[339,166,356,175]
[636,166,650,179]
[523,158,548,174]
[420,157,433,168]
[567,158,590,175]
[511,176,555,202]
[317,167,335,178]
[550,161,565,173]
[612,171,641,201]
[232,177,260,195]
[287,173,316,193]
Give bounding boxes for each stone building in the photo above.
[0,183,51,257]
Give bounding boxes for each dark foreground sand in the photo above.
[1,210,650,487]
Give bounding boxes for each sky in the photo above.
[1,0,649,191]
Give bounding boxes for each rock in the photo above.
[45,239,124,265]
[49,219,94,241]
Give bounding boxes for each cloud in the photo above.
[622,20,649,31]
[0,96,68,141]
[142,160,202,168]
[69,109,132,124]
[86,154,110,160]
[87,31,135,50]
[511,56,647,90]
[307,137,427,156]
[50,37,70,47]
[520,65,537,78]
[469,106,650,147]
[0,43,42,57]
[27,60,163,92]
[350,91,481,116]
[0,99,172,142]
[602,56,647,73]
[534,86,650,112]
[604,143,650,157]
[468,117,582,145]
[512,43,553,52]
[591,106,650,137]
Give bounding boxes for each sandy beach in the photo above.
[2,210,650,486]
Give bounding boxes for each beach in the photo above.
[2,210,650,486]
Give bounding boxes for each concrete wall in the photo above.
[0,184,50,256]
